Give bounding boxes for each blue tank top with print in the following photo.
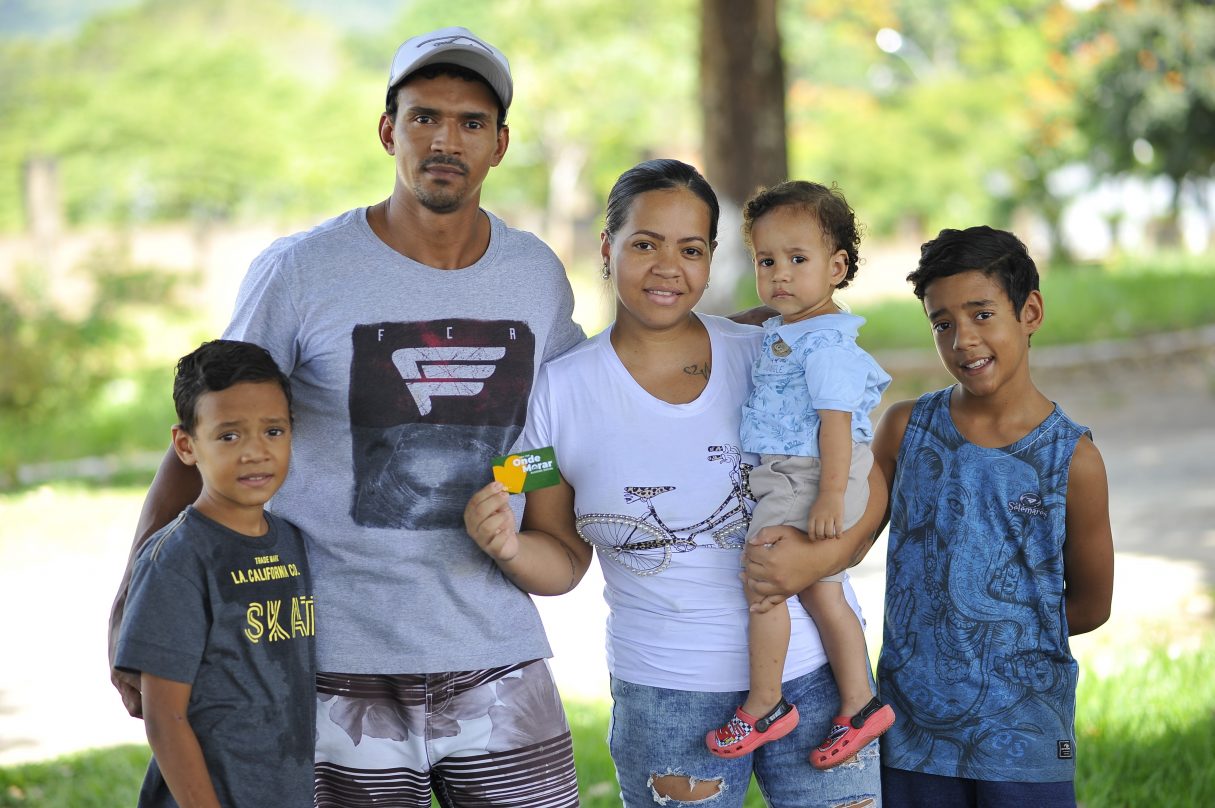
[877,387,1089,782]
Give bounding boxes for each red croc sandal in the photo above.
[706,698,800,759]
[810,697,894,769]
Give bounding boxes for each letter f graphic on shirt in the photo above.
[348,320,535,530]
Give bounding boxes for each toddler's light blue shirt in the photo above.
[740,312,891,457]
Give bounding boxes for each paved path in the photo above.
[1,349,1212,766]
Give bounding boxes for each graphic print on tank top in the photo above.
[575,444,754,576]
[880,390,1084,778]
[348,319,535,530]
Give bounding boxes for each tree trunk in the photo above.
[699,0,788,313]
[23,156,63,273]
[543,140,589,268]
[1155,175,1185,250]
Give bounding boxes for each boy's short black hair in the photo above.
[741,180,862,290]
[385,62,508,129]
[173,340,292,435]
[908,226,1039,317]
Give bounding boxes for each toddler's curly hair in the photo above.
[742,181,862,290]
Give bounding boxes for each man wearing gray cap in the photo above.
[109,26,584,807]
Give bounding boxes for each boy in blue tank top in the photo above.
[869,226,1114,807]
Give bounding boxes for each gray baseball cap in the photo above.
[387,27,513,110]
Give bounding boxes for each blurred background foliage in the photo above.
[1,0,1212,244]
[0,0,1214,480]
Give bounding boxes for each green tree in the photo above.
[2,0,701,265]
[0,248,177,481]
[781,0,1085,252]
[0,0,388,229]
[1072,0,1215,245]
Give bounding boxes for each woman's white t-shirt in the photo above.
[517,314,863,691]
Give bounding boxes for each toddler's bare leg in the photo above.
[742,603,789,717]
[799,580,872,715]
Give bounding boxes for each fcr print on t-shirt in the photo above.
[348,318,535,531]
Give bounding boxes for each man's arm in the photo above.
[110,446,202,717]
[744,400,912,602]
[464,479,593,596]
[142,673,222,808]
[1062,436,1114,635]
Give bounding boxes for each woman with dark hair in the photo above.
[463,159,883,806]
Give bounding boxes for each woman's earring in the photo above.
[601,261,610,280]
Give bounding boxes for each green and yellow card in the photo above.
[491,446,560,493]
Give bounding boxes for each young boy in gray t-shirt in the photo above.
[115,340,315,808]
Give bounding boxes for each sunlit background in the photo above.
[1,1,1213,805]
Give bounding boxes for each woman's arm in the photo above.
[744,400,913,605]
[726,304,778,326]
[141,673,222,808]
[1062,436,1115,635]
[744,461,888,608]
[110,446,203,718]
[464,479,593,596]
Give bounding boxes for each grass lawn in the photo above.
[0,745,149,808]
[1075,641,1215,806]
[2,639,1212,807]
[857,267,1215,351]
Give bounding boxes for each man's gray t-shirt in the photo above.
[224,207,585,673]
[115,508,315,808]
